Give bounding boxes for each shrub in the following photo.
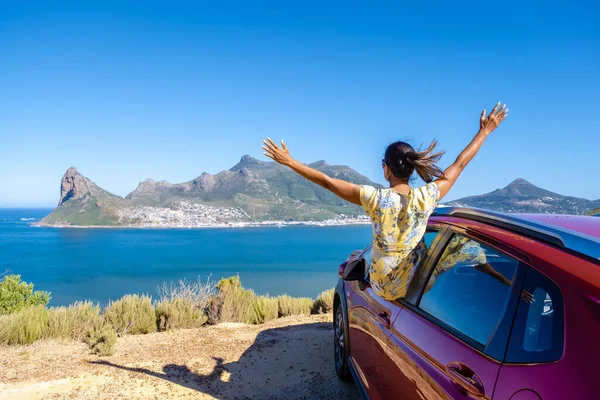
[277,295,313,317]
[47,301,102,341]
[248,295,279,324]
[86,325,117,356]
[0,275,51,315]
[103,294,156,336]
[311,288,335,314]
[207,276,255,324]
[155,277,214,331]
[155,298,208,331]
[0,305,49,345]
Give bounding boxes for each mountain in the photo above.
[39,157,380,226]
[447,178,600,215]
[40,167,127,226]
[587,207,600,216]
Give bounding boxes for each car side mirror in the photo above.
[342,258,366,281]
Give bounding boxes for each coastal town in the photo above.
[118,201,371,228]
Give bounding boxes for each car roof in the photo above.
[514,214,600,239]
[432,207,600,262]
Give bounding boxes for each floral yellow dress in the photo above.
[360,182,440,300]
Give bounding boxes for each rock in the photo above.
[58,167,91,206]
[193,173,215,192]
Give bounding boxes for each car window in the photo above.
[419,233,519,345]
[506,268,564,363]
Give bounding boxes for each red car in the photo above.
[334,207,600,400]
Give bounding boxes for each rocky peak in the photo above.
[192,172,215,191]
[508,178,532,186]
[308,160,328,168]
[230,155,265,171]
[58,167,92,206]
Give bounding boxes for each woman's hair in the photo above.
[383,140,445,183]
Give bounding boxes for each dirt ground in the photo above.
[0,314,359,400]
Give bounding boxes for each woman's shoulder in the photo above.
[412,182,440,207]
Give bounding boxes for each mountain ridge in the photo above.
[39,161,600,227]
[40,156,380,226]
[447,178,600,215]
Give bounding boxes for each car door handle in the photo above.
[446,362,485,396]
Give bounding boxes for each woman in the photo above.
[262,102,508,300]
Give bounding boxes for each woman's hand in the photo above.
[262,138,293,166]
[480,102,509,135]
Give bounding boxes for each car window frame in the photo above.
[397,223,529,360]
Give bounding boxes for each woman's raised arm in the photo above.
[435,102,509,200]
[262,138,362,205]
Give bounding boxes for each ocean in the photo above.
[0,208,372,306]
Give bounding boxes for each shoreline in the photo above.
[33,220,371,229]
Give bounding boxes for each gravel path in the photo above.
[0,314,359,400]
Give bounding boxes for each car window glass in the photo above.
[506,268,564,363]
[419,233,518,345]
[523,288,553,351]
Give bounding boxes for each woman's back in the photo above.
[360,182,440,300]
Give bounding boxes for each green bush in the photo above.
[248,295,279,324]
[103,294,156,336]
[277,295,313,317]
[47,301,102,341]
[0,275,51,315]
[207,276,255,324]
[311,288,335,314]
[86,325,117,356]
[0,305,50,345]
[155,298,208,331]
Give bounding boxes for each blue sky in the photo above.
[1,1,599,207]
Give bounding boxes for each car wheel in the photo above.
[334,306,352,382]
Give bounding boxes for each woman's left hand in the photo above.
[262,138,293,166]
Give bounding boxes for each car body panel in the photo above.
[346,280,402,400]
[338,212,600,400]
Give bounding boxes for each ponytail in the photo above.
[384,140,445,183]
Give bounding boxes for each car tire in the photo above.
[334,306,352,382]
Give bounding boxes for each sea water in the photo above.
[0,209,372,306]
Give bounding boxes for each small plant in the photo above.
[0,305,50,345]
[155,298,208,331]
[103,294,156,336]
[207,276,255,324]
[0,275,51,315]
[277,295,313,317]
[155,277,213,330]
[86,325,117,356]
[311,288,335,314]
[248,295,279,324]
[47,301,102,341]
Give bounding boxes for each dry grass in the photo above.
[155,277,214,330]
[155,298,208,330]
[207,276,255,324]
[47,301,103,341]
[311,288,335,314]
[103,294,157,336]
[277,295,313,317]
[0,305,49,345]
[248,295,279,324]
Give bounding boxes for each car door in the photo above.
[347,262,401,400]
[347,228,444,400]
[386,229,527,400]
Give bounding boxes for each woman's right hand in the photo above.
[480,102,508,135]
